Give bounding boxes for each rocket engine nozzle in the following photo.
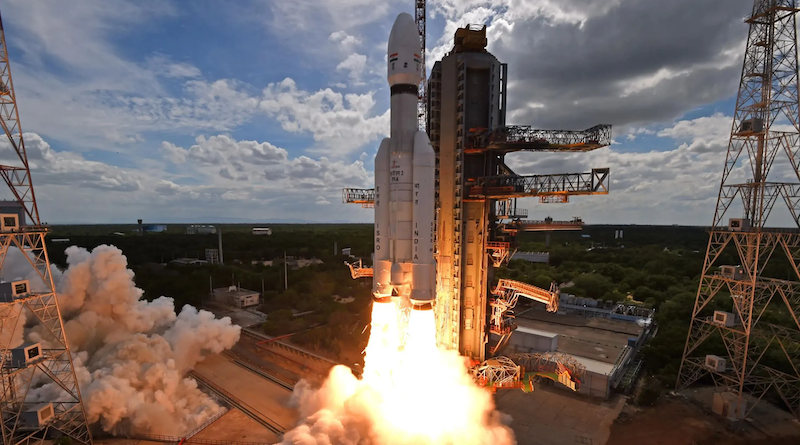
[411,302,433,311]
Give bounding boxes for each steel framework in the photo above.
[341,188,375,207]
[676,0,800,419]
[415,0,426,131]
[344,259,373,279]
[505,217,584,232]
[469,168,610,199]
[510,352,585,390]
[465,124,612,153]
[0,10,92,445]
[488,280,559,354]
[342,170,609,205]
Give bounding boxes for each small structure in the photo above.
[18,403,54,431]
[171,258,207,266]
[284,257,323,269]
[50,238,70,243]
[512,251,549,264]
[332,295,355,304]
[140,224,167,233]
[0,200,26,226]
[187,224,217,235]
[213,285,259,308]
[252,227,272,235]
[251,260,274,266]
[8,343,42,368]
[205,248,220,265]
[712,391,747,421]
[0,280,30,303]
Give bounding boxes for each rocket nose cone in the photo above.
[388,12,418,54]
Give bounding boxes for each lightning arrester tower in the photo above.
[0,11,93,445]
[677,0,800,419]
[415,0,426,131]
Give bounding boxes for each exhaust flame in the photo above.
[282,301,516,445]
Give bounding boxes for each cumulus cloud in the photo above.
[0,133,142,193]
[329,30,362,48]
[259,78,389,155]
[0,0,771,225]
[656,112,732,154]
[428,0,750,132]
[504,112,799,226]
[146,134,374,221]
[146,54,202,79]
[337,53,369,83]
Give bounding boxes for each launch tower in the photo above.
[426,26,610,360]
[346,24,611,361]
[0,11,93,445]
[677,0,800,419]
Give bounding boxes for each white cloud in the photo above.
[337,53,369,83]
[162,134,371,192]
[316,196,331,205]
[504,112,799,226]
[330,31,362,48]
[0,133,142,193]
[258,78,389,156]
[657,112,732,154]
[146,54,201,79]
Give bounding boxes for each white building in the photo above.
[213,285,260,308]
[252,227,272,235]
[512,251,550,264]
[186,224,217,234]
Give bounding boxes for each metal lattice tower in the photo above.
[415,0,426,131]
[676,0,800,419]
[0,11,93,445]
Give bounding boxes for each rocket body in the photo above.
[373,12,435,310]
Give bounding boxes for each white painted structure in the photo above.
[213,285,259,308]
[372,13,436,311]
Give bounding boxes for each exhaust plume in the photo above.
[8,245,241,436]
[281,302,516,445]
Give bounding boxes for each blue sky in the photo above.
[0,0,778,225]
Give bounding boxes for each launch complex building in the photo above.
[345,24,613,362]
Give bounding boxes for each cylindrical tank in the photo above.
[410,130,435,305]
[373,138,393,301]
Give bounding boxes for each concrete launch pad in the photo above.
[193,354,298,432]
[191,409,281,444]
[495,385,626,445]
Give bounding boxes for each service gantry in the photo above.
[345,24,611,361]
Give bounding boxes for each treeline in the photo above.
[45,223,800,391]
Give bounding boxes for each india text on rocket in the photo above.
[373,12,436,311]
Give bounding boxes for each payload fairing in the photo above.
[373,13,436,311]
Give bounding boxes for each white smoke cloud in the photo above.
[10,244,241,436]
[279,305,516,445]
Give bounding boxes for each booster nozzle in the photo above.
[411,301,433,311]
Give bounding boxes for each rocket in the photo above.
[373,12,436,311]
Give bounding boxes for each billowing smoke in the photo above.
[280,303,516,445]
[8,245,241,436]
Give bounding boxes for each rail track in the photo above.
[241,328,339,366]
[188,370,286,437]
[240,327,353,378]
[221,350,294,392]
